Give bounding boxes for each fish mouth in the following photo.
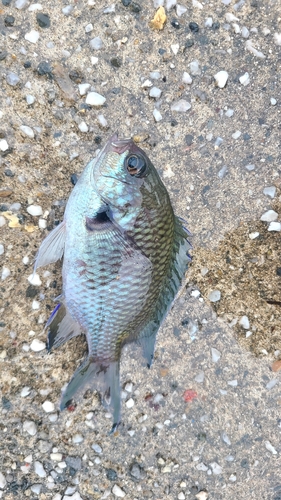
[104,132,135,155]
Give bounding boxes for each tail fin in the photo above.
[46,301,81,352]
[60,357,121,432]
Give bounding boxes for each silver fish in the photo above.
[34,133,191,431]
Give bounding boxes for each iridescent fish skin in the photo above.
[34,133,191,431]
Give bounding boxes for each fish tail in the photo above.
[60,357,121,431]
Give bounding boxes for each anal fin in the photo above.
[46,301,82,351]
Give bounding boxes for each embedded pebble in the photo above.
[149,87,162,99]
[42,401,55,413]
[171,43,179,55]
[27,205,43,216]
[182,72,192,84]
[20,125,34,138]
[34,461,47,477]
[78,83,91,96]
[273,33,281,46]
[30,339,46,352]
[178,493,185,500]
[239,72,250,86]
[85,92,106,106]
[214,70,228,88]
[205,17,213,28]
[176,5,187,16]
[126,397,134,408]
[150,71,161,79]
[228,379,238,387]
[23,420,37,436]
[112,484,126,498]
[239,315,250,329]
[25,30,40,44]
[263,186,276,198]
[0,216,6,227]
[225,109,234,117]
[39,218,47,229]
[268,222,281,232]
[78,122,89,133]
[195,493,208,500]
[0,244,4,256]
[208,290,221,302]
[0,139,9,152]
[171,100,191,112]
[31,484,42,494]
[245,40,266,59]
[245,164,255,171]
[260,210,278,222]
[222,432,231,445]
[6,72,20,86]
[0,473,7,490]
[211,348,221,363]
[28,273,42,286]
[270,98,277,106]
[62,5,74,15]
[232,130,241,139]
[92,443,102,453]
[97,114,108,128]
[265,441,277,454]
[85,23,94,33]
[15,0,30,8]
[26,94,35,105]
[194,371,205,383]
[1,267,11,280]
[90,37,103,50]
[153,108,163,122]
[209,462,222,474]
[189,60,201,76]
[241,26,249,38]
[72,434,84,444]
[21,386,31,397]
[249,232,259,239]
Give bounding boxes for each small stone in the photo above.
[225,109,234,117]
[268,222,281,231]
[32,300,40,310]
[245,164,255,171]
[28,3,43,11]
[182,72,192,84]
[31,484,42,494]
[72,434,84,444]
[0,472,7,490]
[189,60,201,76]
[274,33,281,46]
[232,130,241,139]
[78,122,89,133]
[0,216,6,227]
[25,30,40,44]
[85,92,106,106]
[171,43,180,54]
[0,244,4,256]
[30,339,46,352]
[260,210,278,222]
[0,139,9,152]
[21,386,31,397]
[194,371,204,383]
[62,5,73,15]
[34,461,47,478]
[249,231,259,239]
[26,94,36,105]
[214,70,228,88]
[211,348,221,362]
[1,267,11,280]
[27,205,43,216]
[266,378,278,389]
[263,186,276,198]
[171,100,191,112]
[209,462,222,474]
[92,443,102,453]
[78,83,91,96]
[36,13,50,28]
[90,37,103,50]
[42,401,55,413]
[23,420,37,436]
[270,97,277,106]
[126,398,134,408]
[239,72,250,86]
[110,57,122,68]
[241,26,249,38]
[208,290,221,302]
[20,125,34,138]
[15,0,29,8]
[195,492,208,500]
[239,315,250,329]
[176,4,187,16]
[245,40,265,59]
[178,493,185,500]
[149,87,162,99]
[85,23,94,32]
[265,440,277,454]
[5,15,15,26]
[28,273,42,286]
[6,72,20,86]
[153,109,162,122]
[189,22,199,32]
[228,379,238,387]
[205,17,213,28]
[112,484,126,498]
[97,114,108,128]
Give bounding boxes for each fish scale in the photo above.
[34,133,191,430]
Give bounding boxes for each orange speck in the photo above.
[183,389,198,403]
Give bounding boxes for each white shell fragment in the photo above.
[112,484,126,498]
[24,30,40,44]
[153,108,163,122]
[208,290,221,302]
[260,210,278,222]
[30,339,46,352]
[23,420,37,436]
[85,92,106,106]
[0,139,9,152]
[182,72,192,84]
[214,71,229,88]
[268,222,281,232]
[42,401,55,413]
[20,125,34,138]
[239,315,250,329]
[28,273,42,286]
[273,33,281,46]
[245,40,266,59]
[239,72,250,86]
[263,186,276,198]
[171,100,191,112]
[27,205,43,216]
[265,440,277,455]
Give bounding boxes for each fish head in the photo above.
[92,133,154,230]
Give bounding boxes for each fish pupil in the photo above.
[126,154,147,178]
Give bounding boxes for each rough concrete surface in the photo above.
[0,0,281,499]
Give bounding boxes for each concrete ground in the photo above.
[0,0,281,499]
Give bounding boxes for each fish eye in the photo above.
[125,154,148,178]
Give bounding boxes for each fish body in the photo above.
[35,133,191,430]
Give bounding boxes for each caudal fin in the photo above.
[60,357,121,431]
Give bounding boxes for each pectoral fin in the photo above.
[34,220,66,271]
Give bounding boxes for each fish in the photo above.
[34,133,191,431]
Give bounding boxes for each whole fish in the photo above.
[34,133,191,431]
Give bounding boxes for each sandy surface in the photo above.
[1,0,281,499]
